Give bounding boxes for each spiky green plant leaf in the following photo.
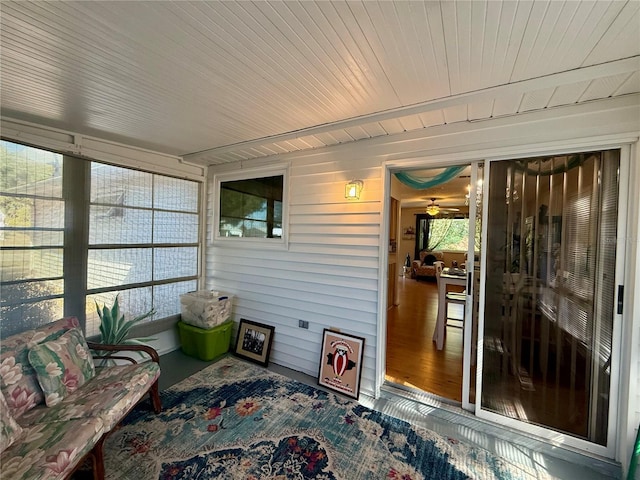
[111,295,120,328]
[95,294,155,348]
[99,304,114,340]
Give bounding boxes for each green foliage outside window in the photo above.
[0,145,55,227]
[0,282,59,337]
[1,143,59,336]
[428,218,481,252]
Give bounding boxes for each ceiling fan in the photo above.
[425,198,460,216]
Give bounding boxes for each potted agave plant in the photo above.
[94,295,156,363]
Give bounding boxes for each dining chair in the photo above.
[435,261,466,327]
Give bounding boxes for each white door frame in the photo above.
[461,161,482,412]
[377,137,633,460]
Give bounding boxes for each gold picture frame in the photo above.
[234,319,275,367]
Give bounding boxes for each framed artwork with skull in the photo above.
[317,329,365,399]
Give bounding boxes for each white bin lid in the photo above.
[180,290,229,300]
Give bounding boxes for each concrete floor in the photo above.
[159,349,621,479]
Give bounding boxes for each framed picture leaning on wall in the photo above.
[318,329,365,400]
[234,319,275,367]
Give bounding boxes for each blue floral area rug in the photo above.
[103,356,538,479]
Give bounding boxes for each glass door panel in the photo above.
[481,150,619,444]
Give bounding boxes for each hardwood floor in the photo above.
[387,276,591,439]
[385,275,465,402]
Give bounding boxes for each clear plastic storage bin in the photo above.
[180,290,233,329]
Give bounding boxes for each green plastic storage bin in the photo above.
[177,319,232,361]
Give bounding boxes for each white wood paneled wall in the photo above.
[206,155,383,392]
[206,95,640,466]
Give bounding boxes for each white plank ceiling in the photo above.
[1,0,639,166]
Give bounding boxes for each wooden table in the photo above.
[432,268,467,350]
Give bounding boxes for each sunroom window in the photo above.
[0,142,64,335]
[0,140,201,338]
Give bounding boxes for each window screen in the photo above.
[0,142,64,336]
[86,163,199,336]
[0,140,201,338]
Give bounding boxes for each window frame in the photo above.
[213,164,289,249]
[84,161,202,337]
[0,143,68,337]
[0,139,203,338]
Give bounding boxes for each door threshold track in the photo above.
[381,380,467,415]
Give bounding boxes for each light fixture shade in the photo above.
[345,180,364,200]
[426,198,440,216]
[426,205,440,216]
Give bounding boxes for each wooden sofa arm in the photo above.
[87,342,160,364]
[87,341,162,414]
[83,342,162,479]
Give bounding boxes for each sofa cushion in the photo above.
[0,416,104,480]
[28,328,96,407]
[0,391,23,454]
[19,362,160,432]
[0,317,80,418]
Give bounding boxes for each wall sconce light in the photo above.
[345,180,364,200]
[426,198,440,216]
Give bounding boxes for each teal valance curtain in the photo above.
[394,166,466,189]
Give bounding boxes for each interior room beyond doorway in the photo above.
[386,165,474,403]
[386,274,464,402]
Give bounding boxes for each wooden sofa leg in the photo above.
[150,380,162,413]
[91,435,106,480]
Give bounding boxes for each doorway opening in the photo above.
[384,148,623,453]
[385,164,476,404]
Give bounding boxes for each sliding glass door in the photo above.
[478,149,621,449]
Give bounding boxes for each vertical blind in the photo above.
[481,149,619,445]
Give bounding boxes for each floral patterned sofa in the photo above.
[411,250,444,279]
[0,316,162,480]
